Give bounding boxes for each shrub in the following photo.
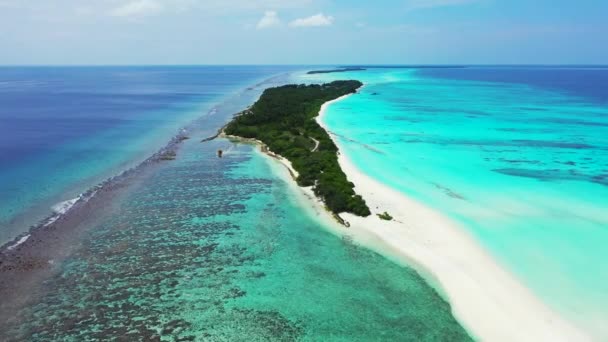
[377,211,393,221]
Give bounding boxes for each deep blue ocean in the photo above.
[0,66,298,244]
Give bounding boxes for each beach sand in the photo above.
[255,94,590,341]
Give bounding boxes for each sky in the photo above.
[0,0,607,65]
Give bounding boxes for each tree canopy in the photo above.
[225,80,370,217]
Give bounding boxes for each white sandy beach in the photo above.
[258,94,591,342]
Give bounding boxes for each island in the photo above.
[224,80,371,217]
[306,67,366,74]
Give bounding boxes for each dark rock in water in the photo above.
[371,92,379,95]
[159,151,177,161]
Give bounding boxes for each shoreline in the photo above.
[221,132,300,181]
[221,132,355,227]
[256,92,589,341]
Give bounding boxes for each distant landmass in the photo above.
[341,65,467,69]
[307,67,366,74]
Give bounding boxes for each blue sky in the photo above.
[0,0,606,65]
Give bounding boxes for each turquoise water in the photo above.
[1,137,470,341]
[301,67,608,338]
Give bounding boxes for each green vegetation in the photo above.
[377,211,393,221]
[225,80,371,217]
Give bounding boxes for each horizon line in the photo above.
[1,63,608,68]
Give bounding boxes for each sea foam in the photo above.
[6,234,30,251]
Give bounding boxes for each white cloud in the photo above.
[111,0,164,18]
[289,13,333,27]
[141,0,314,15]
[256,10,281,29]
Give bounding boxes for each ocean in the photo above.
[304,66,608,338]
[0,67,471,340]
[0,66,296,245]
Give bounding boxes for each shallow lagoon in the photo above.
[1,138,470,341]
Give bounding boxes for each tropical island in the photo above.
[224,80,371,217]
